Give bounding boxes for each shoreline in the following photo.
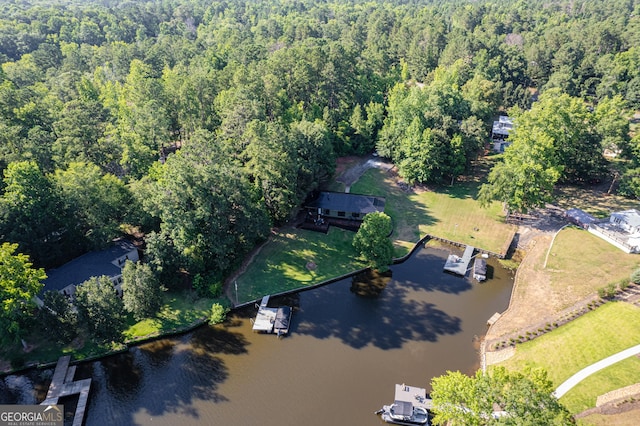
[2,232,513,378]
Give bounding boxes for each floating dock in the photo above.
[443,245,475,276]
[252,295,292,336]
[40,356,91,426]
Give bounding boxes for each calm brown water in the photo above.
[1,246,514,426]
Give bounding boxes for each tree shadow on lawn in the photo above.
[290,247,470,350]
[430,180,479,200]
[80,326,250,424]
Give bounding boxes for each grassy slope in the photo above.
[351,168,516,255]
[123,291,213,341]
[496,302,640,413]
[546,227,640,304]
[233,227,367,303]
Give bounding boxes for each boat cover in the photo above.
[392,400,413,417]
[274,307,291,330]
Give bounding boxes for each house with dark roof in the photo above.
[301,191,386,232]
[305,191,385,222]
[41,240,139,299]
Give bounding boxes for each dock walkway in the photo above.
[443,245,475,276]
[41,356,91,426]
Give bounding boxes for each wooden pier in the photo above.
[252,295,292,336]
[443,245,475,276]
[40,356,91,426]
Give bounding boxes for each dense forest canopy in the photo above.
[0,0,638,272]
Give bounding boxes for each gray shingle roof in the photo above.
[43,240,137,292]
[306,192,385,215]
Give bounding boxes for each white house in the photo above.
[491,116,514,152]
[41,240,139,299]
[588,209,640,253]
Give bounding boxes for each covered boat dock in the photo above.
[443,245,475,276]
[394,383,433,411]
[252,295,292,336]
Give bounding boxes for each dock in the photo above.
[40,356,91,426]
[394,383,433,411]
[443,245,475,276]
[252,295,292,336]
[487,312,502,326]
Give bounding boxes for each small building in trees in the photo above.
[302,191,385,232]
[491,116,514,152]
[42,240,139,299]
[587,209,640,253]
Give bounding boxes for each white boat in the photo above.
[379,402,429,425]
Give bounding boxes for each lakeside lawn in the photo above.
[123,291,214,341]
[1,290,214,371]
[350,167,516,256]
[545,227,640,306]
[495,302,640,414]
[233,162,516,304]
[233,227,368,303]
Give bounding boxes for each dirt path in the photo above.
[335,155,394,192]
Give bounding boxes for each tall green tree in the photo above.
[430,367,574,426]
[121,260,163,321]
[353,212,394,271]
[74,275,126,342]
[54,162,132,249]
[478,128,561,213]
[38,290,77,344]
[0,161,74,266]
[0,242,45,344]
[479,89,615,212]
[141,130,270,273]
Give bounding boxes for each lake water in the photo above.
[0,246,514,425]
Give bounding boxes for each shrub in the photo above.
[619,279,630,290]
[598,284,617,299]
[193,273,224,298]
[209,303,229,324]
[631,268,640,284]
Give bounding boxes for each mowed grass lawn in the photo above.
[496,302,640,414]
[351,168,516,256]
[234,227,367,303]
[123,290,214,341]
[545,227,640,304]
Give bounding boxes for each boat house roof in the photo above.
[43,240,137,292]
[305,192,385,215]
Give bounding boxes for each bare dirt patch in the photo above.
[576,398,640,425]
[335,155,394,190]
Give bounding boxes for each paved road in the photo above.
[553,343,640,398]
